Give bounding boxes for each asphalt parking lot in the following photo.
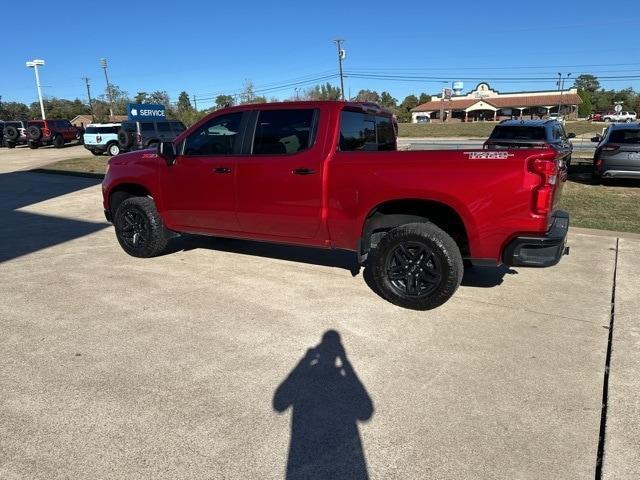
[1,145,639,479]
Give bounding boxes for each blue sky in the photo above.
[2,0,639,108]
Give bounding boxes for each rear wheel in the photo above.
[28,141,38,149]
[114,197,170,258]
[5,142,16,149]
[371,222,463,310]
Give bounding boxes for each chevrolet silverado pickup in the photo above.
[102,101,570,310]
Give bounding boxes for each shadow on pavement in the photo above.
[273,330,373,480]
[174,234,362,276]
[0,171,109,263]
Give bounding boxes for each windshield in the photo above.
[490,126,546,141]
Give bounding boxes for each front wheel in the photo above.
[53,135,65,148]
[114,197,170,258]
[371,222,463,310]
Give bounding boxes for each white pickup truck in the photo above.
[603,111,637,123]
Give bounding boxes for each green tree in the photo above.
[177,91,193,114]
[396,94,420,123]
[418,93,431,105]
[577,89,592,117]
[215,95,235,109]
[0,101,30,119]
[28,98,89,120]
[573,74,600,94]
[355,89,380,103]
[134,91,147,103]
[240,80,257,104]
[379,91,397,109]
[98,84,131,116]
[304,83,341,100]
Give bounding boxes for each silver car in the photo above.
[592,123,640,181]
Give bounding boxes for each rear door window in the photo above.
[252,109,316,155]
[140,122,155,133]
[339,111,376,151]
[157,122,171,133]
[339,110,396,151]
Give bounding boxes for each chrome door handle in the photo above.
[213,167,232,174]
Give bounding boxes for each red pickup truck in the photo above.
[102,101,569,310]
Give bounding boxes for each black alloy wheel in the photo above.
[114,197,170,258]
[384,241,442,298]
[371,222,463,310]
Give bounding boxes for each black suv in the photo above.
[2,120,29,148]
[484,119,576,166]
[117,120,186,151]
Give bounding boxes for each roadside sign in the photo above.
[614,104,623,113]
[127,103,166,121]
[443,88,452,99]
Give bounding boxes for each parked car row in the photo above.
[1,119,83,148]
[589,111,637,123]
[83,120,186,156]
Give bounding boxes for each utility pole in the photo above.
[557,72,572,116]
[82,77,94,118]
[101,58,114,119]
[193,94,198,111]
[334,39,346,100]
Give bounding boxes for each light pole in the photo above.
[101,58,114,119]
[26,59,46,120]
[334,39,346,100]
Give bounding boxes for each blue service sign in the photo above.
[127,103,166,121]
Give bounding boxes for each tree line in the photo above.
[573,74,640,116]
[2,74,636,126]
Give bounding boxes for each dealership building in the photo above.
[411,82,582,123]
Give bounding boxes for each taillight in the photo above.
[43,128,51,137]
[528,157,557,215]
[601,144,620,151]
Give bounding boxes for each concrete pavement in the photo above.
[0,147,638,479]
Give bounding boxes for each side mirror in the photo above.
[567,132,576,139]
[158,141,176,166]
[591,136,601,143]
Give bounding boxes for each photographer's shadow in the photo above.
[273,330,373,480]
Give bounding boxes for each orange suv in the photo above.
[27,119,83,149]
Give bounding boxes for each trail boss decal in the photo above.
[464,151,515,159]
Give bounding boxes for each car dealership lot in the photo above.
[1,148,639,479]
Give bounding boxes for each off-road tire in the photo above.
[4,126,19,141]
[371,222,463,310]
[27,126,43,140]
[28,141,38,149]
[5,141,16,149]
[117,129,134,149]
[53,135,65,148]
[114,197,170,258]
[90,151,102,156]
[106,142,121,156]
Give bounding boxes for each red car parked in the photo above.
[102,101,569,310]
[27,119,82,149]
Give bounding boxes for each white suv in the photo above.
[603,111,637,123]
